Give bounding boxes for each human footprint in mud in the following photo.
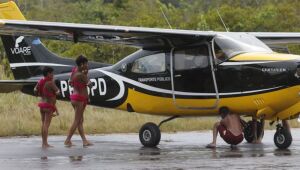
[207,107,244,148]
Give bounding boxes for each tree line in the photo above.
[1,0,300,76]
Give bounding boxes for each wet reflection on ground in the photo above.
[0,129,300,169]
[69,155,83,162]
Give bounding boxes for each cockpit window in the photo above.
[213,33,273,63]
[131,53,165,74]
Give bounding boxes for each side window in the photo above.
[174,45,209,71]
[131,53,166,74]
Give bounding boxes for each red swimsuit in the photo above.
[69,67,88,106]
[217,124,244,145]
[37,77,57,113]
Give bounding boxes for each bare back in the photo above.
[221,113,242,136]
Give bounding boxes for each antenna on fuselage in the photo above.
[217,9,229,32]
[160,6,173,29]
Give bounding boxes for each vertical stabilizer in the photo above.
[0,1,74,79]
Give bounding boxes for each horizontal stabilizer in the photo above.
[0,80,36,93]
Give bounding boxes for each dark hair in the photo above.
[219,107,229,119]
[42,66,54,76]
[76,55,88,66]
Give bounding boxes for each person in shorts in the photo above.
[206,107,244,148]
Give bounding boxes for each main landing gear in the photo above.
[139,115,293,149]
[139,116,179,147]
[243,119,264,143]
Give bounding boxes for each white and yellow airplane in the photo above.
[1,1,300,149]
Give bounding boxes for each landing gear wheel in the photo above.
[243,120,264,143]
[139,122,161,147]
[274,124,292,149]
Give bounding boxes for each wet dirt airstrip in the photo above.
[0,129,300,169]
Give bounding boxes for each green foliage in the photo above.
[1,0,300,67]
[0,58,13,80]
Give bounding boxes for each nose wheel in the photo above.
[274,123,292,149]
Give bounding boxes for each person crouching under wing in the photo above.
[207,107,244,148]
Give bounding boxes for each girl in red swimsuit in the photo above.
[34,67,60,148]
[64,55,93,147]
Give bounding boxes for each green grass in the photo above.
[0,92,221,136]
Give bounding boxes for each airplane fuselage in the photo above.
[21,49,300,121]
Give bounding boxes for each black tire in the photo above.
[274,128,292,149]
[243,120,264,143]
[139,122,161,147]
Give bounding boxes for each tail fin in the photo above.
[1,35,76,79]
[0,2,74,79]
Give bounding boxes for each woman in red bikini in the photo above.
[34,67,60,148]
[64,55,93,147]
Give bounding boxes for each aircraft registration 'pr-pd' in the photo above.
[1,1,300,149]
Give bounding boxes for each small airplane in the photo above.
[0,1,300,149]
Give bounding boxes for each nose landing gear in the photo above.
[274,123,292,149]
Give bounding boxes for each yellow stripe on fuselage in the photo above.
[230,52,300,61]
[117,86,300,120]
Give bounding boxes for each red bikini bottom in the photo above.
[38,102,56,113]
[70,94,88,107]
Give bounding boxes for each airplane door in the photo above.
[170,44,219,109]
